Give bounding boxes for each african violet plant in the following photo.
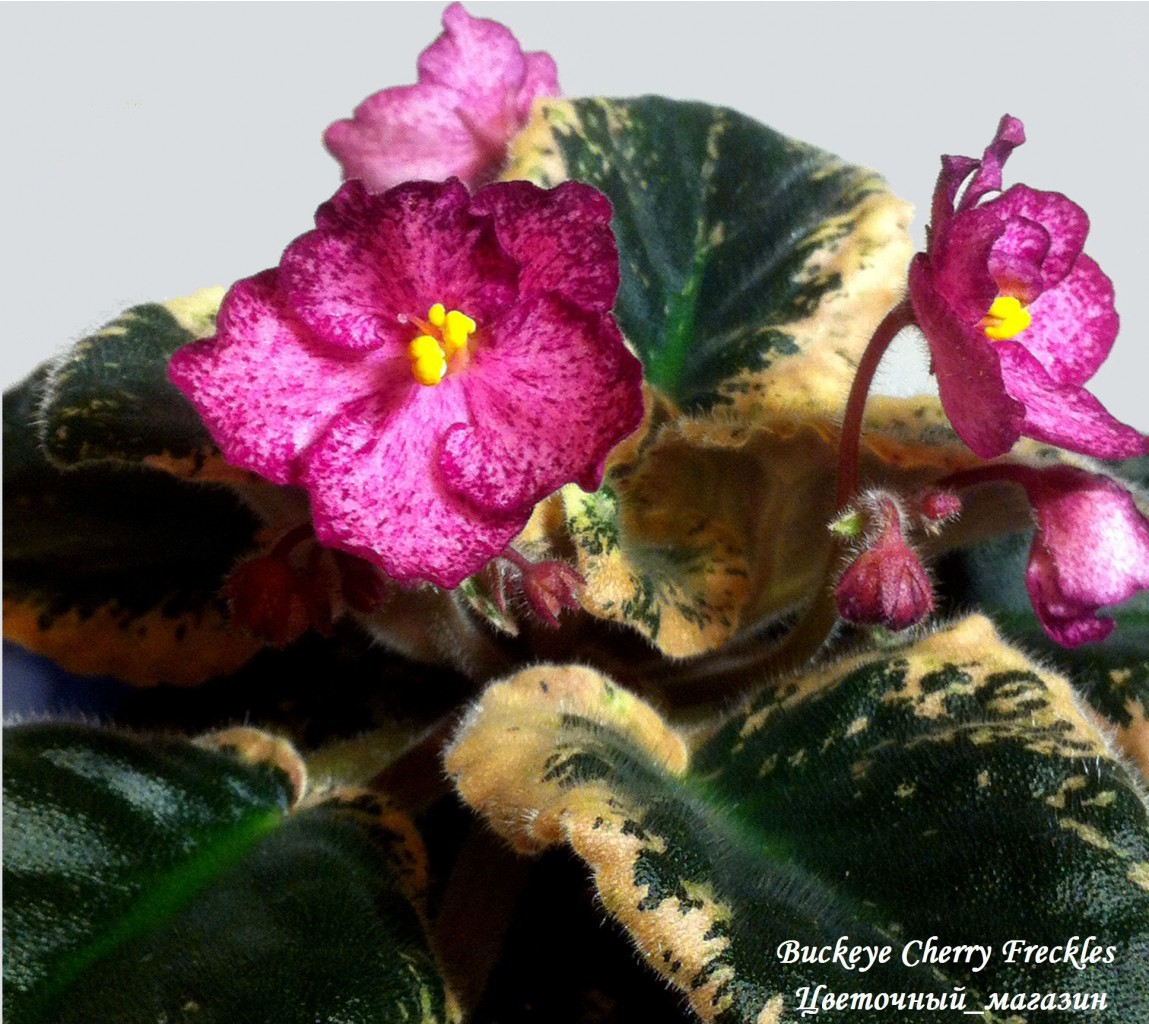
[5,5,1149,1023]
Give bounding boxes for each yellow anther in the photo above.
[983,295,1031,341]
[408,334,446,386]
[442,310,477,357]
[428,303,446,329]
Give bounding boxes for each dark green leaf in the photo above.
[508,97,910,414]
[4,368,263,685]
[4,722,453,1024]
[39,290,221,469]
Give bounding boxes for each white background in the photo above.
[2,2,1146,429]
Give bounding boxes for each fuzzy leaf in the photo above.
[506,96,911,418]
[448,617,1149,1023]
[943,528,1149,778]
[3,722,453,1024]
[563,398,1000,657]
[4,368,264,686]
[38,289,248,481]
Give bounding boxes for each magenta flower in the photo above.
[835,495,934,631]
[944,464,1149,647]
[908,115,1147,461]
[169,178,643,589]
[1016,466,1149,646]
[324,3,559,193]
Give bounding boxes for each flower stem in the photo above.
[835,299,916,510]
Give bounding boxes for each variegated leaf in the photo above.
[4,723,455,1024]
[38,288,247,482]
[4,368,263,686]
[448,617,1149,1023]
[505,97,911,419]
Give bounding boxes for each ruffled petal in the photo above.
[981,185,1089,290]
[438,294,644,513]
[417,3,530,127]
[987,216,1050,303]
[301,380,524,588]
[957,114,1025,211]
[470,181,619,311]
[996,342,1146,458]
[930,154,979,235]
[281,180,518,351]
[1021,466,1149,646]
[323,84,490,193]
[167,270,396,485]
[517,51,560,119]
[1018,255,1119,385]
[908,256,1024,458]
[930,206,1003,322]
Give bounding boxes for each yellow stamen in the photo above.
[409,334,446,386]
[983,295,1031,341]
[442,309,476,357]
[407,305,477,385]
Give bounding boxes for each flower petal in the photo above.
[470,181,619,311]
[957,114,1025,211]
[281,180,518,352]
[518,51,560,119]
[167,270,395,485]
[301,381,524,588]
[930,206,1003,322]
[1022,467,1149,647]
[1017,255,1119,386]
[996,342,1146,458]
[908,255,1024,458]
[987,215,1050,303]
[438,294,644,514]
[417,3,531,126]
[323,84,491,193]
[981,185,1089,290]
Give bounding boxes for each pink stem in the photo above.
[835,299,917,510]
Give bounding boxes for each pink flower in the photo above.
[324,3,559,192]
[835,495,934,631]
[1017,466,1149,646]
[169,178,643,589]
[908,115,1147,461]
[944,464,1149,647]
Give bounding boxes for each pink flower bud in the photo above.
[835,498,934,631]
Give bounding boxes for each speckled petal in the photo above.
[908,256,1024,459]
[470,181,619,310]
[930,154,979,235]
[1016,255,1119,386]
[281,180,518,352]
[987,216,1050,303]
[438,294,644,514]
[1022,467,1149,647]
[931,207,1003,322]
[418,3,531,126]
[996,342,1147,458]
[517,51,560,119]
[167,270,395,486]
[323,84,491,192]
[982,185,1089,290]
[956,114,1025,211]
[301,381,524,588]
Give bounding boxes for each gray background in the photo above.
[2,2,1146,428]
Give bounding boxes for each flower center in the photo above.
[407,303,477,386]
[982,295,1031,341]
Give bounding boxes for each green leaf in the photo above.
[39,289,226,474]
[4,367,264,685]
[4,722,454,1024]
[941,528,1149,776]
[448,617,1149,1023]
[506,97,911,417]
